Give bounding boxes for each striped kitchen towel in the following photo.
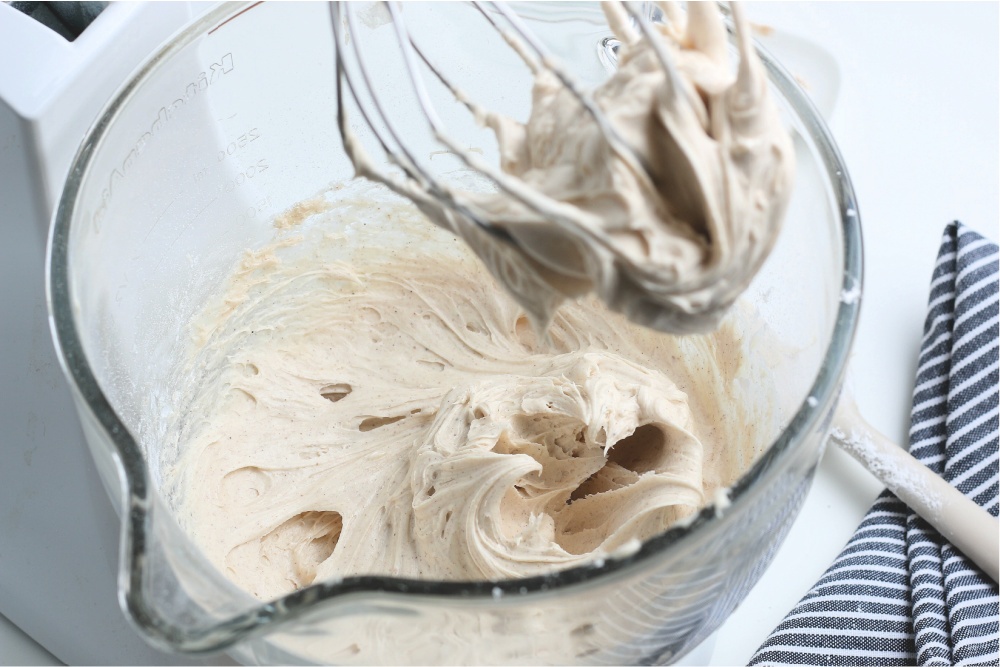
[750,221,999,666]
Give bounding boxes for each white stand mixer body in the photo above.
[0,3,208,663]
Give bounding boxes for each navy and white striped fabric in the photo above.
[750,222,999,666]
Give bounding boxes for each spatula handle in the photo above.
[831,397,999,584]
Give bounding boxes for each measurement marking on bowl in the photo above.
[152,195,220,274]
[141,198,177,243]
[216,159,270,194]
[217,127,262,162]
[236,196,274,224]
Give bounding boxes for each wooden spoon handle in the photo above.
[831,397,999,584]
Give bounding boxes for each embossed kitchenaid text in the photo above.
[89,53,236,231]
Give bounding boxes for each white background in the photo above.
[712,2,999,664]
[1,2,997,665]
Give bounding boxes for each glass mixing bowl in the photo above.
[47,2,862,664]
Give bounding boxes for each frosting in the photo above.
[346,2,794,333]
[164,1,791,603]
[163,189,774,600]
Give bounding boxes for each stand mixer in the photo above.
[4,2,863,664]
[0,2,215,663]
[42,1,864,664]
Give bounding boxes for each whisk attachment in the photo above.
[331,1,796,335]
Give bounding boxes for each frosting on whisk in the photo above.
[345,2,795,334]
[464,2,795,333]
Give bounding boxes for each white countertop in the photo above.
[2,2,997,665]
